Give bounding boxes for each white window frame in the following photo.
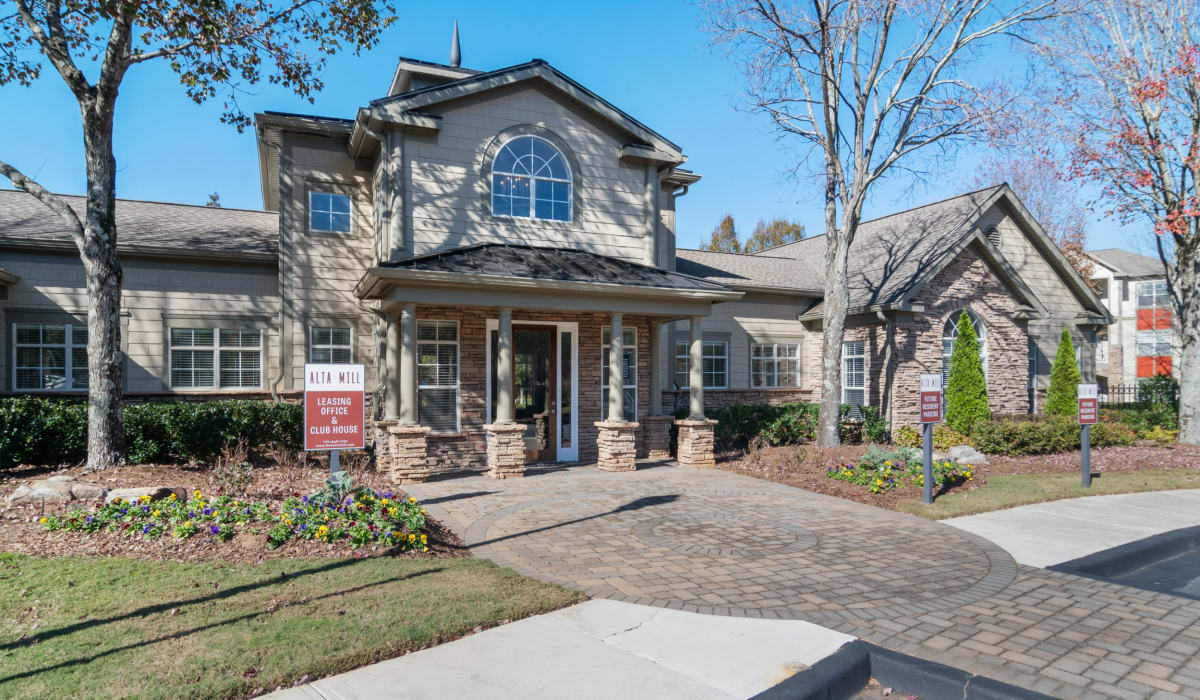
[750,342,800,388]
[942,309,987,390]
[490,135,573,223]
[416,320,461,434]
[12,322,88,392]
[309,326,353,364]
[308,190,352,233]
[842,341,866,406]
[602,326,637,422]
[168,327,262,389]
[674,339,729,389]
[1136,329,1172,358]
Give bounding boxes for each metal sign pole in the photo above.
[922,422,933,505]
[331,449,340,476]
[1081,425,1091,488]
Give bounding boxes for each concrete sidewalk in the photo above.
[269,600,854,700]
[944,489,1200,567]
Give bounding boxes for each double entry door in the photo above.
[489,323,576,463]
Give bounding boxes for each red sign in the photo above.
[919,373,943,423]
[1078,384,1098,425]
[304,363,365,451]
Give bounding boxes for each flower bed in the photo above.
[825,446,972,493]
[40,479,429,552]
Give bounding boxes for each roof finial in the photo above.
[450,21,461,67]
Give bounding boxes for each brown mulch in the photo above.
[716,440,1200,510]
[0,460,468,563]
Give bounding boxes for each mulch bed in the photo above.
[716,441,1200,510]
[0,460,468,563]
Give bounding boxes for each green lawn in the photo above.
[0,553,583,699]
[897,469,1200,519]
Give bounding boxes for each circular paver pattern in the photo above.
[414,466,1018,623]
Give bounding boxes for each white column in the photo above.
[608,312,624,421]
[496,307,514,424]
[385,316,402,419]
[689,316,704,420]
[399,303,417,425]
[649,320,664,416]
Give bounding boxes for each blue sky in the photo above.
[0,0,1151,254]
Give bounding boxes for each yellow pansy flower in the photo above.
[39,517,48,524]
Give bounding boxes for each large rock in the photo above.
[70,482,108,501]
[105,486,177,504]
[947,444,987,466]
[8,480,75,505]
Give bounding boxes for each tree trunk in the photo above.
[1176,239,1200,444]
[816,176,846,447]
[81,107,125,470]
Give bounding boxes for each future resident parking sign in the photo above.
[304,363,365,451]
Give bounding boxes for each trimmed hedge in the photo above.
[678,401,888,450]
[0,397,302,469]
[970,415,1136,456]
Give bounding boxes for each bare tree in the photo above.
[702,0,1057,446]
[971,155,1094,283]
[0,0,396,469]
[1021,0,1200,442]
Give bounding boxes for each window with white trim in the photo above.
[417,320,459,433]
[491,136,572,221]
[309,191,351,233]
[169,327,262,388]
[751,343,799,388]
[942,309,986,390]
[842,341,865,406]
[13,323,88,390]
[309,326,352,364]
[674,340,728,389]
[602,327,636,421]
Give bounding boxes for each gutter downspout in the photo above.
[876,309,896,438]
[260,134,287,402]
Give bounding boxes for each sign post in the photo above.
[304,363,366,476]
[919,374,944,505]
[1077,383,1098,488]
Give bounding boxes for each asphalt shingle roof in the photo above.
[674,249,821,293]
[1087,248,1166,278]
[0,189,278,257]
[382,243,731,292]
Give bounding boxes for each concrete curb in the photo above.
[1048,524,1200,601]
[751,641,1058,700]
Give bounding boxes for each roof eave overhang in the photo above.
[349,108,443,157]
[663,169,701,187]
[355,267,742,305]
[618,144,685,167]
[797,302,925,322]
[0,237,277,264]
[731,283,823,296]
[0,268,19,285]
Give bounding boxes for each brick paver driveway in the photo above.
[408,463,1200,699]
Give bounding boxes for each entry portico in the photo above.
[354,243,741,481]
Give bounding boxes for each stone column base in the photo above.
[387,424,433,483]
[641,416,674,460]
[675,418,718,469]
[595,420,640,472]
[485,423,528,479]
[373,419,397,472]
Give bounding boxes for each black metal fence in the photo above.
[1099,383,1179,408]
[1099,385,1143,407]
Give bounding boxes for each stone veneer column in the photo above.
[674,418,718,469]
[594,419,639,472]
[374,419,397,472]
[387,423,433,483]
[484,423,527,479]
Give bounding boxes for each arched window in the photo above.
[943,309,986,388]
[491,136,572,222]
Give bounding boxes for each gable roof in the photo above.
[363,59,682,158]
[1086,248,1165,278]
[674,249,822,294]
[379,243,730,292]
[0,189,278,261]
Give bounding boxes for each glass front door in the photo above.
[491,326,557,462]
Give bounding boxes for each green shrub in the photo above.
[0,398,302,468]
[1137,373,1179,409]
[945,310,990,433]
[759,403,819,446]
[677,401,889,450]
[893,423,974,450]
[970,415,1135,456]
[1101,405,1178,436]
[1045,328,1081,417]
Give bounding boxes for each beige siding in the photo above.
[0,250,279,394]
[404,83,651,262]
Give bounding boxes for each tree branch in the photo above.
[0,160,87,254]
